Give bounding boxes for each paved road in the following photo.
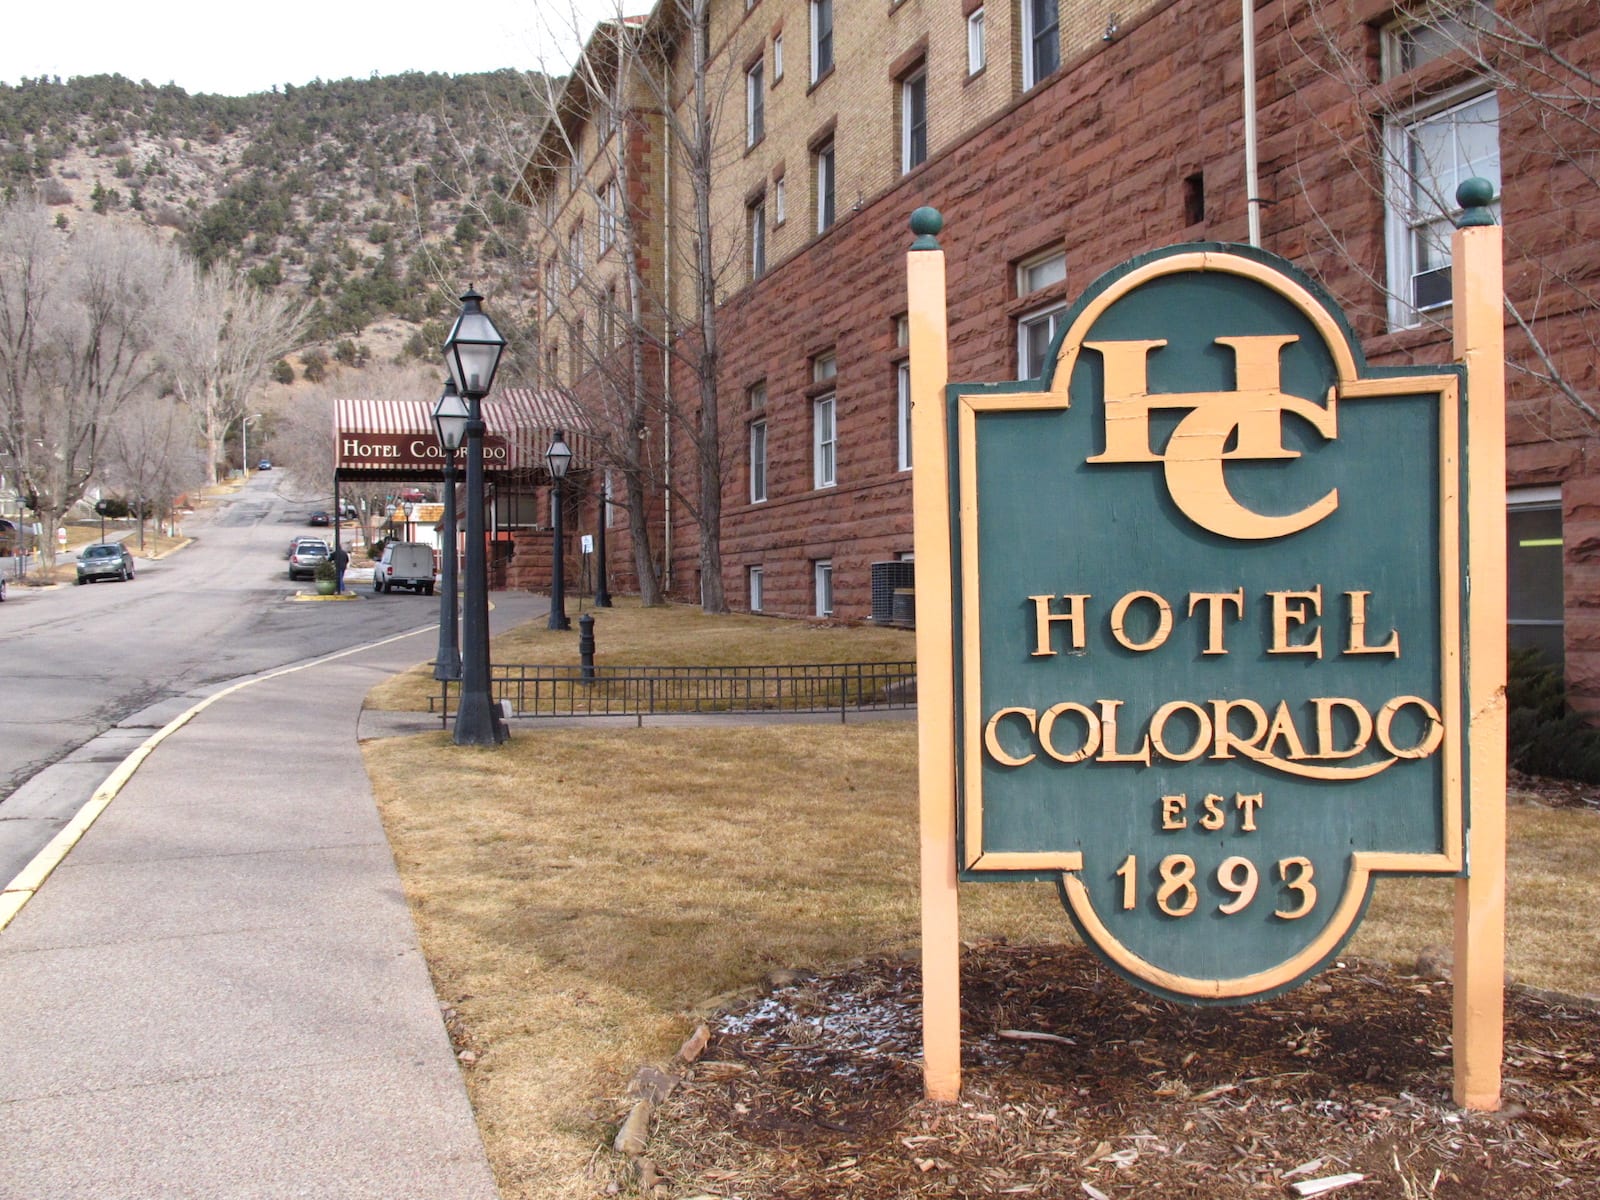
[0,473,443,883]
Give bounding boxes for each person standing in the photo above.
[331,543,350,594]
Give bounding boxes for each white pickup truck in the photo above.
[373,541,437,594]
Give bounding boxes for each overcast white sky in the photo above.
[0,1,649,97]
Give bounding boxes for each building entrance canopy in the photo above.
[333,389,590,482]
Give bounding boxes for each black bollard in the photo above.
[578,612,596,684]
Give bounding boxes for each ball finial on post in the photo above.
[1456,177,1497,228]
[910,206,944,251]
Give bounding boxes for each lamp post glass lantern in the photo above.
[444,288,508,745]
[545,430,572,631]
[431,379,468,683]
[443,286,506,400]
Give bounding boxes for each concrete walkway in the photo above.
[0,622,517,1198]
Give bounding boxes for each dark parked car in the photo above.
[288,540,331,581]
[77,542,135,584]
[309,510,330,527]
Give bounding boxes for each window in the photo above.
[1509,488,1563,670]
[810,0,833,83]
[599,287,615,351]
[897,360,913,471]
[598,178,618,251]
[901,68,928,173]
[968,7,986,74]
[544,260,559,318]
[750,418,768,502]
[1018,306,1066,379]
[813,394,836,488]
[567,223,583,290]
[813,351,837,383]
[774,33,785,81]
[1019,249,1066,294]
[749,382,767,502]
[1384,91,1500,327]
[774,175,787,225]
[749,566,765,612]
[1016,252,1068,379]
[1023,0,1060,89]
[748,195,767,279]
[815,139,836,232]
[746,59,765,146]
[1383,0,1492,76]
[814,560,834,617]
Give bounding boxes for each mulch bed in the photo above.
[643,943,1600,1198]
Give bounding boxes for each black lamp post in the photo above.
[545,429,572,631]
[432,378,468,682]
[443,286,508,746]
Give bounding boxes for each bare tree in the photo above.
[1278,0,1598,427]
[268,360,441,551]
[167,262,309,485]
[503,1,746,612]
[0,201,182,565]
[105,391,207,549]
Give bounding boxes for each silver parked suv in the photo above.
[76,542,136,584]
[287,539,331,581]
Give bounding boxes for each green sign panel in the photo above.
[949,244,1468,1004]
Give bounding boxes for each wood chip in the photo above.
[1289,1173,1366,1197]
[999,1029,1077,1045]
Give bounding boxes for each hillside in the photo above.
[0,71,552,373]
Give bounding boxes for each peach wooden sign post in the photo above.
[906,190,1506,1110]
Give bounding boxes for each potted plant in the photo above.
[313,559,339,596]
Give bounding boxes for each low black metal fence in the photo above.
[430,661,917,725]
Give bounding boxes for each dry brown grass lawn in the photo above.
[364,596,917,712]
[367,713,1600,1200]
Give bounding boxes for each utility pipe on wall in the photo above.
[1242,0,1262,248]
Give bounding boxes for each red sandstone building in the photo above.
[524,0,1598,703]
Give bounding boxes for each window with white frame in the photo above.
[1508,487,1564,670]
[773,33,784,81]
[746,59,765,146]
[748,195,767,279]
[968,7,986,74]
[750,417,768,502]
[1023,0,1060,89]
[901,67,928,173]
[749,565,765,612]
[749,381,767,502]
[815,139,836,232]
[1016,249,1067,378]
[774,175,787,225]
[1383,0,1492,76]
[814,559,834,616]
[811,0,833,82]
[813,393,836,488]
[1383,90,1500,328]
[897,360,913,471]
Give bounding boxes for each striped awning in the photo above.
[333,389,591,479]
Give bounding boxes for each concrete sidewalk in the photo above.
[0,627,503,1198]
